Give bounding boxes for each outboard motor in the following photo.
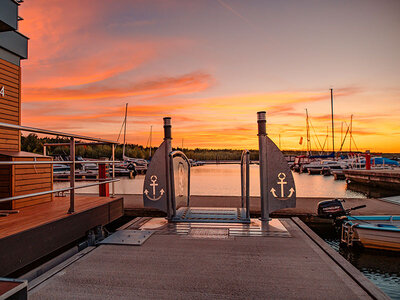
[317,199,366,223]
[317,199,346,218]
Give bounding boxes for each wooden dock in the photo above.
[343,169,400,190]
[0,195,123,277]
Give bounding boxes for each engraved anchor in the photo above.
[270,173,294,198]
[144,175,165,201]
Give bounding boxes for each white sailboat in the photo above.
[118,104,148,173]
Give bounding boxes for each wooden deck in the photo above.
[344,169,400,190]
[0,195,124,276]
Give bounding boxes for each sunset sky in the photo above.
[19,0,400,152]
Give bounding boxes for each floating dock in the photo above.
[27,217,388,299]
[122,194,400,219]
[0,195,123,277]
[343,169,400,190]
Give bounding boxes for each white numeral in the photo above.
[0,86,4,97]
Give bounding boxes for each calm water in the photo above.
[57,164,366,198]
[324,238,400,300]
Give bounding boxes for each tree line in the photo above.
[22,133,344,161]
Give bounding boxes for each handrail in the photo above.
[240,149,250,219]
[0,160,121,165]
[0,179,119,203]
[169,150,191,217]
[0,121,117,144]
[0,121,119,213]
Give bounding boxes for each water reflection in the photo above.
[55,164,366,198]
[325,238,400,300]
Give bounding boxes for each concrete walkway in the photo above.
[29,219,387,299]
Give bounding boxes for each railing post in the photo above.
[43,145,47,156]
[365,150,371,170]
[241,153,244,209]
[257,111,269,221]
[245,151,250,220]
[98,163,109,197]
[112,144,115,197]
[68,137,75,214]
[164,117,172,219]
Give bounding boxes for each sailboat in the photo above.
[118,104,148,174]
[292,90,336,173]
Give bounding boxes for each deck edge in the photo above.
[291,217,390,300]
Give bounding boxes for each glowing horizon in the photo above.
[18,0,400,152]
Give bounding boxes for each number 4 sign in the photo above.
[0,86,4,97]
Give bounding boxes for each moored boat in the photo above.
[341,216,400,251]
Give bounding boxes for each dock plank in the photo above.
[0,195,121,239]
[0,195,124,276]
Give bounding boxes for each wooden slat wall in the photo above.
[12,157,53,209]
[0,57,20,151]
[0,156,12,209]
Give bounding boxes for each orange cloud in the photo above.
[22,72,213,101]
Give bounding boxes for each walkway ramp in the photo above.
[28,218,388,299]
[172,207,250,223]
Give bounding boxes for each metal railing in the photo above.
[0,121,120,214]
[240,149,250,219]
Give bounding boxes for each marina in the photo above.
[1,1,400,299]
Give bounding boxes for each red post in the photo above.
[99,163,109,197]
[365,150,371,170]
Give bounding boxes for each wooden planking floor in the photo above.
[0,195,122,239]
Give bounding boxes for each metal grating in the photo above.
[139,217,291,238]
[172,207,250,223]
[99,230,154,246]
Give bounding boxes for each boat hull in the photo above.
[341,216,400,251]
[355,227,400,251]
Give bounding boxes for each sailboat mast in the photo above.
[123,103,128,158]
[340,122,343,151]
[330,89,335,155]
[149,125,152,157]
[349,114,353,152]
[306,109,311,155]
[279,134,281,149]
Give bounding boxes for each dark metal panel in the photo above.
[143,141,168,213]
[99,230,154,246]
[266,136,296,212]
[0,0,18,32]
[0,198,123,277]
[0,47,19,66]
[0,31,28,59]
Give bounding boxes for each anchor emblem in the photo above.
[270,173,295,198]
[144,175,165,201]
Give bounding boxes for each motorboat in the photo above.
[341,216,400,251]
[53,163,70,174]
[302,160,347,175]
[291,155,313,172]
